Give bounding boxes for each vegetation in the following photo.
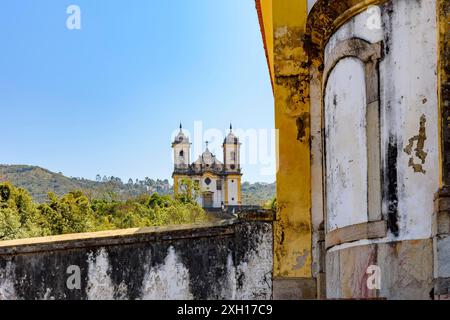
[0,165,276,241]
[241,181,276,206]
[263,197,277,211]
[0,181,208,241]
[0,165,275,206]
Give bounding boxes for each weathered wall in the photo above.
[434,0,450,300]
[0,213,273,300]
[325,57,369,231]
[271,0,314,296]
[323,0,439,242]
[326,239,434,299]
[256,0,315,300]
[307,0,439,299]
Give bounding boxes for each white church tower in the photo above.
[172,123,190,170]
[223,124,242,206]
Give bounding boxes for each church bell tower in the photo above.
[172,123,190,170]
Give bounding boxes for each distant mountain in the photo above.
[0,165,171,203]
[241,181,276,206]
[0,165,275,205]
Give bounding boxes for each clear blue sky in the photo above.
[0,0,275,183]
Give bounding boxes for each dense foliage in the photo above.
[241,181,276,206]
[263,197,277,211]
[0,182,208,241]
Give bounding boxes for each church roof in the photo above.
[224,132,239,145]
[223,124,239,145]
[194,147,223,167]
[173,125,190,145]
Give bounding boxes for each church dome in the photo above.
[174,132,189,144]
[202,148,214,165]
[173,124,189,144]
[223,124,239,144]
[224,132,239,145]
[194,145,223,169]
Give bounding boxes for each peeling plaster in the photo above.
[235,224,272,300]
[325,57,368,231]
[86,248,115,300]
[0,218,273,300]
[274,26,310,118]
[141,246,193,300]
[296,113,310,142]
[0,262,16,300]
[404,114,427,174]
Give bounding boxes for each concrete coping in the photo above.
[0,219,238,256]
[0,209,275,256]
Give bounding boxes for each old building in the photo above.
[172,124,242,210]
[256,0,450,299]
[2,0,450,301]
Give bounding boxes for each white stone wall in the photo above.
[224,144,240,171]
[197,176,224,208]
[325,57,369,231]
[173,144,190,167]
[212,178,224,207]
[320,0,439,245]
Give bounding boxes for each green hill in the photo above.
[241,181,276,206]
[0,165,275,205]
[0,165,171,203]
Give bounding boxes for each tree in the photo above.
[0,182,47,240]
[176,179,200,204]
[263,197,277,211]
[0,182,209,241]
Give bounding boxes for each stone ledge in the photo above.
[0,220,238,256]
[238,208,275,221]
[0,209,276,256]
[325,220,387,249]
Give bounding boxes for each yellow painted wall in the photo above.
[258,0,312,279]
[174,175,179,194]
[173,174,189,194]
[259,0,274,84]
[226,174,242,205]
[438,0,450,187]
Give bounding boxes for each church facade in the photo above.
[172,125,242,209]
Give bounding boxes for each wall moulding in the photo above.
[322,38,385,236]
[304,0,390,67]
[325,220,387,249]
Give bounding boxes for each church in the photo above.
[172,124,242,210]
